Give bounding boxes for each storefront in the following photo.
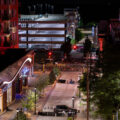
[7,86,12,105]
[2,91,7,112]
[0,49,34,113]
[0,90,2,112]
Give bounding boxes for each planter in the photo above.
[24,112,31,118]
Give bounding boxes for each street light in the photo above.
[34,87,37,115]
[16,108,20,120]
[72,96,75,108]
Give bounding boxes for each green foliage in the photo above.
[75,28,84,42]
[91,71,120,119]
[13,111,28,120]
[36,74,49,94]
[86,21,96,27]
[53,67,60,77]
[49,70,56,84]
[78,72,87,92]
[79,42,120,119]
[21,90,38,111]
[67,117,73,120]
[78,20,84,27]
[70,38,76,45]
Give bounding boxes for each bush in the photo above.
[13,111,28,120]
[67,117,73,120]
[49,70,56,84]
[75,28,84,42]
[36,74,49,94]
[53,67,60,77]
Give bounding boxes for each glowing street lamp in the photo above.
[16,108,20,120]
[72,96,75,108]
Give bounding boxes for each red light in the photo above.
[98,38,103,52]
[48,51,52,56]
[73,45,77,50]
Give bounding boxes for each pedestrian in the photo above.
[62,110,66,116]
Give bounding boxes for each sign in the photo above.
[22,67,30,75]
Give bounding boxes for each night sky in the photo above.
[19,0,119,23]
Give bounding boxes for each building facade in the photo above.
[0,0,19,50]
[64,8,80,39]
[19,14,67,49]
[0,49,34,112]
[109,19,120,43]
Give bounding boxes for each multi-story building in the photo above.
[0,0,19,51]
[64,8,80,39]
[18,14,67,49]
[109,19,120,43]
[0,0,35,113]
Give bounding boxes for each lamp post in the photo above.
[34,87,37,115]
[72,96,75,120]
[72,96,75,108]
[16,108,19,120]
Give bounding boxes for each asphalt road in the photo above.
[42,71,79,112]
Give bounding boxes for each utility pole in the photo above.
[86,52,90,120]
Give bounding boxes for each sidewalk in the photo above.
[75,95,101,120]
[0,72,55,120]
[0,100,21,120]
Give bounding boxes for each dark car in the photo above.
[54,105,77,115]
[58,79,66,83]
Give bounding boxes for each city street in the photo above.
[42,71,79,112]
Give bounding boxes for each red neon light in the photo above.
[98,38,103,52]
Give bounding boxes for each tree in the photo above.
[91,71,120,120]
[79,39,120,119]
[86,21,96,27]
[75,28,84,42]
[70,38,76,45]
[91,43,120,119]
[21,90,38,111]
[78,19,84,27]
[13,111,28,120]
[83,36,92,57]
[53,67,61,77]
[35,74,49,96]
[49,70,56,84]
[60,37,72,60]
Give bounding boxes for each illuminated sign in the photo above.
[98,38,104,52]
[22,67,30,75]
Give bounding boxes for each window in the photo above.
[4,0,7,4]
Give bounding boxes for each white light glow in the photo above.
[3,58,32,85]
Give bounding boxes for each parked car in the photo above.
[58,79,66,83]
[54,105,77,115]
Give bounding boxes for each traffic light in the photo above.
[73,45,77,50]
[48,51,52,58]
